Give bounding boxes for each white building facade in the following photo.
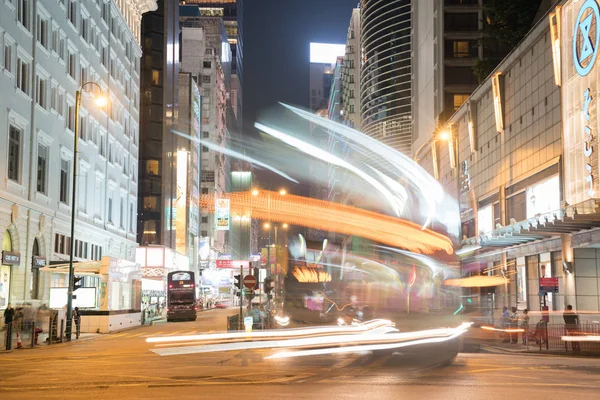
[0,0,155,311]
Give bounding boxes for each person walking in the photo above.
[563,304,580,352]
[509,307,519,344]
[73,307,81,339]
[501,306,510,343]
[520,309,530,345]
[3,303,15,349]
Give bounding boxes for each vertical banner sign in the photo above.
[216,198,230,231]
[563,0,600,205]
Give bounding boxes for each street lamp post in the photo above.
[65,82,107,341]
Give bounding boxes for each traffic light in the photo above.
[234,274,241,289]
[73,276,83,291]
[264,278,274,294]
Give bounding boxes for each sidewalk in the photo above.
[1,330,102,353]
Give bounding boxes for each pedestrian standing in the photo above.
[509,307,519,344]
[3,303,15,349]
[521,309,530,345]
[563,304,580,352]
[501,306,510,343]
[73,307,81,339]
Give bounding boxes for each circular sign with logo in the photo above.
[573,0,600,76]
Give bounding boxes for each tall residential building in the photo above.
[309,43,346,112]
[360,0,412,154]
[138,0,181,251]
[180,8,232,255]
[340,8,361,130]
[412,0,484,155]
[180,0,242,129]
[0,0,154,310]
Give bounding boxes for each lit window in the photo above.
[453,94,469,111]
[477,205,493,234]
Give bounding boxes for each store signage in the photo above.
[539,277,559,294]
[216,259,249,269]
[583,88,594,196]
[32,256,46,268]
[2,251,20,265]
[215,198,230,231]
[573,0,600,77]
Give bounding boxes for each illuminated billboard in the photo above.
[176,150,188,254]
[310,43,346,64]
[215,198,230,231]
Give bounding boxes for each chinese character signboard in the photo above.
[563,0,600,204]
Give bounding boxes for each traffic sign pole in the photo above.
[239,262,243,330]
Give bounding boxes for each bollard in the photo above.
[31,323,36,348]
[60,319,64,343]
[5,323,12,350]
[49,317,53,345]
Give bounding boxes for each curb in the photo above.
[478,344,600,358]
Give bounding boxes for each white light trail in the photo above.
[171,129,299,183]
[255,122,405,217]
[265,325,471,360]
[148,323,471,358]
[146,319,394,344]
[561,335,600,342]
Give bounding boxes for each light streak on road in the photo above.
[480,326,525,333]
[146,319,395,344]
[274,315,290,326]
[149,323,471,357]
[265,323,472,360]
[561,335,600,342]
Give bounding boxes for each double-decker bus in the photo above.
[167,271,197,322]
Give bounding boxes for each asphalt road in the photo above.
[1,308,600,400]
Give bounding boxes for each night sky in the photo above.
[242,0,359,132]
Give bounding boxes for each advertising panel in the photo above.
[215,198,230,231]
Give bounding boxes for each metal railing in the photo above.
[528,323,600,352]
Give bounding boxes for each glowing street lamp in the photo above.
[66,81,108,341]
[251,189,260,196]
[279,189,287,196]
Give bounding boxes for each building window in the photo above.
[202,146,209,152]
[526,176,560,219]
[16,57,30,95]
[477,204,493,234]
[68,51,76,80]
[202,75,211,84]
[202,131,209,139]
[78,168,87,213]
[146,160,159,176]
[143,196,158,211]
[36,75,47,109]
[445,40,478,58]
[36,15,48,49]
[108,196,113,223]
[67,103,75,131]
[453,94,469,111]
[151,69,161,85]
[8,125,21,182]
[205,48,212,55]
[201,188,209,194]
[68,0,77,26]
[60,158,70,204]
[37,144,48,194]
[201,216,208,223]
[119,199,124,228]
[17,0,30,31]
[4,41,12,73]
[129,203,134,232]
[203,61,211,68]
[201,230,208,237]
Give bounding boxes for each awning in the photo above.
[40,261,102,276]
[460,205,600,255]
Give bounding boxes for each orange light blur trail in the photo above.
[200,191,454,255]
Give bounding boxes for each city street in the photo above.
[1,308,600,399]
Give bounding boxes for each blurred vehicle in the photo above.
[167,271,197,322]
[214,301,229,309]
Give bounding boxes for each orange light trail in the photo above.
[199,191,454,255]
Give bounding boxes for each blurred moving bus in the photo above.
[167,271,197,322]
